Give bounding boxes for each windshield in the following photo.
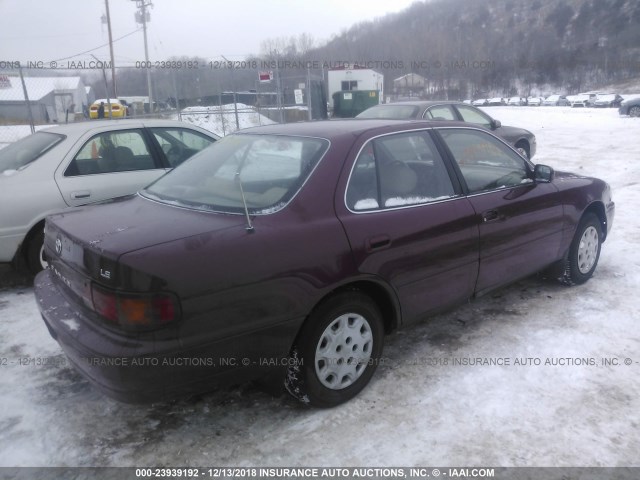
[356,105,420,119]
[142,134,329,214]
[0,132,64,173]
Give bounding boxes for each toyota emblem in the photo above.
[55,238,62,256]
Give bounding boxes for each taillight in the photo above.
[91,283,180,329]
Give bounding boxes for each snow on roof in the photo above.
[0,76,83,102]
[393,73,426,82]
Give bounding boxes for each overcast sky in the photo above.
[0,0,420,65]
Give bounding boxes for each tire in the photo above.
[630,106,640,118]
[26,228,47,274]
[285,291,384,407]
[515,142,529,159]
[562,213,602,285]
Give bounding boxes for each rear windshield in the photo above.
[356,105,420,119]
[142,134,329,214]
[0,132,64,173]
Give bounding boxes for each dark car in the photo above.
[619,96,640,117]
[593,94,624,108]
[356,101,537,159]
[35,119,614,407]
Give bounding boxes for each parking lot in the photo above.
[0,107,639,467]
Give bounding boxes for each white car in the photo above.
[0,119,219,272]
[568,94,591,108]
[472,99,488,106]
[527,96,543,106]
[507,97,526,106]
[543,95,570,106]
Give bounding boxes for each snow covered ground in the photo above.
[0,106,639,467]
[0,124,56,150]
[179,103,276,137]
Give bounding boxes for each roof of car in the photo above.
[368,100,465,108]
[37,119,219,138]
[235,118,469,140]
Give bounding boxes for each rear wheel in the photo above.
[285,291,384,407]
[26,228,47,274]
[630,106,640,117]
[562,213,602,285]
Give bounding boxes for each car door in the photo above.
[336,129,479,324]
[54,128,169,207]
[435,127,564,296]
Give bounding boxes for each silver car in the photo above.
[0,119,219,272]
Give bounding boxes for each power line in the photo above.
[47,29,142,63]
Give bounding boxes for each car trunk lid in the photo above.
[44,194,246,291]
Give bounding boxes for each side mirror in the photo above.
[534,164,554,183]
[490,119,501,129]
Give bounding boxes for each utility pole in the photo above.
[133,0,153,114]
[221,55,240,130]
[103,0,117,97]
[273,50,284,123]
[92,54,111,119]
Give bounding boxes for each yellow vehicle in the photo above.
[89,99,128,119]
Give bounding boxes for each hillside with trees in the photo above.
[84,0,640,103]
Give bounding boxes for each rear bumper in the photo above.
[34,269,298,403]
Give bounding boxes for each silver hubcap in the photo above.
[577,226,599,274]
[39,244,49,270]
[516,147,528,159]
[630,107,640,117]
[315,313,373,390]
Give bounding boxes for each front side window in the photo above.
[151,127,216,167]
[438,128,530,193]
[65,129,156,176]
[455,104,492,128]
[143,134,329,214]
[347,131,456,211]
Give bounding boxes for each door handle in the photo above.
[482,209,501,222]
[71,191,91,200]
[366,235,391,252]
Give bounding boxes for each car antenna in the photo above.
[235,171,254,232]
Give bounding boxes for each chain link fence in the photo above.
[0,66,328,148]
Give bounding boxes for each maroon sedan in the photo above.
[35,119,614,407]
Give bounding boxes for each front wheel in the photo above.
[285,291,384,407]
[515,142,530,159]
[562,213,602,285]
[629,106,640,117]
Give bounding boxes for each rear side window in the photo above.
[65,130,157,176]
[424,105,456,121]
[0,132,64,173]
[346,131,456,211]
